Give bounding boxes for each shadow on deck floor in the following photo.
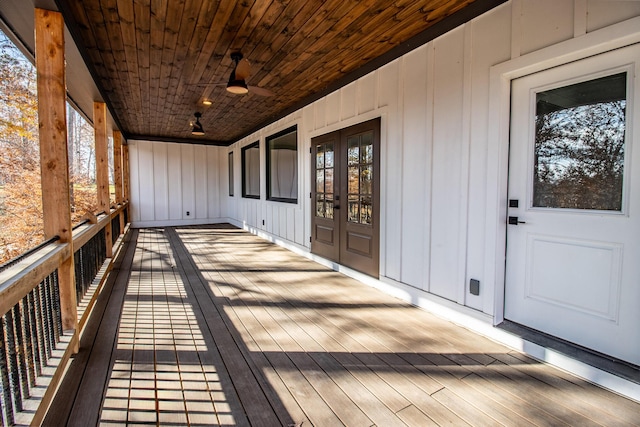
[45,225,640,426]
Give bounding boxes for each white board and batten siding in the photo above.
[129,1,640,320]
[225,112,306,249]
[129,140,224,227]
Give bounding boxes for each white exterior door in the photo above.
[505,44,640,365]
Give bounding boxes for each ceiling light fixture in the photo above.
[202,99,212,106]
[226,79,249,94]
[191,112,205,136]
[226,52,249,95]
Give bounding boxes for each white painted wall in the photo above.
[129,140,224,227]
[129,0,640,318]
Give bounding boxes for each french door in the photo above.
[311,118,380,278]
[505,44,640,365]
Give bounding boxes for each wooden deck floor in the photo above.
[46,225,640,426]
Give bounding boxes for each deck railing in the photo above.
[0,202,129,426]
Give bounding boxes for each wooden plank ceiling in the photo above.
[56,0,490,145]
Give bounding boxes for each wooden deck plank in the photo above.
[189,231,462,426]
[44,229,139,426]
[47,225,640,426]
[198,251,373,426]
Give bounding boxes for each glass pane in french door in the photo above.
[346,132,374,225]
[315,142,334,219]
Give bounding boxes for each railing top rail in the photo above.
[0,235,60,273]
[0,241,70,317]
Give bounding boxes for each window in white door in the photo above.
[533,72,627,211]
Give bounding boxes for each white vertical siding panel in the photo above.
[456,25,473,306]
[279,206,287,239]
[466,5,512,312]
[226,147,236,220]
[294,207,304,245]
[207,146,220,219]
[152,143,169,221]
[400,46,429,289]
[129,142,141,222]
[586,1,640,32]
[251,203,258,228]
[181,145,195,220]
[261,204,267,230]
[137,141,155,221]
[341,82,357,120]
[357,72,377,114]
[271,205,279,236]
[286,208,295,241]
[313,99,325,130]
[326,92,340,125]
[378,60,402,281]
[266,204,273,234]
[520,0,574,55]
[167,143,182,220]
[194,145,208,219]
[429,28,465,301]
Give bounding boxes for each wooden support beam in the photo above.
[123,142,130,202]
[113,130,123,204]
[35,8,78,334]
[94,102,112,257]
[113,130,125,233]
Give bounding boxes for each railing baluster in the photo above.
[5,310,22,413]
[12,305,29,400]
[1,315,15,426]
[27,291,41,377]
[41,278,53,358]
[35,281,48,365]
[74,247,82,303]
[51,271,62,338]
[22,296,35,389]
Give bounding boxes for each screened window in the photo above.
[242,142,260,199]
[228,151,234,197]
[266,126,298,203]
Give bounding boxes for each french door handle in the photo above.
[334,205,340,210]
[508,216,526,225]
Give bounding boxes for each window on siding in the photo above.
[228,151,234,197]
[242,142,260,199]
[266,126,298,203]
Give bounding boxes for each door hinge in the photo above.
[310,192,312,198]
[309,236,312,243]
[309,147,312,154]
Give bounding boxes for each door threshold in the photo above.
[497,320,640,385]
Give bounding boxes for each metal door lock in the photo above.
[508,216,526,225]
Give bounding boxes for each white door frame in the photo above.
[487,16,640,325]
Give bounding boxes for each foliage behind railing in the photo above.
[0,202,128,426]
[75,228,106,303]
[111,214,120,246]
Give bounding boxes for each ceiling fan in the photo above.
[226,52,274,97]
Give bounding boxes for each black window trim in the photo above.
[241,141,260,199]
[228,151,234,197]
[266,125,298,204]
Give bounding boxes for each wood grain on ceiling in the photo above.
[55,0,494,145]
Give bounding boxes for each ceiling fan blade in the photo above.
[248,85,274,97]
[235,58,251,80]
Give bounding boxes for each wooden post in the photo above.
[35,8,78,334]
[94,102,112,257]
[113,130,123,204]
[113,130,125,233]
[123,142,130,202]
